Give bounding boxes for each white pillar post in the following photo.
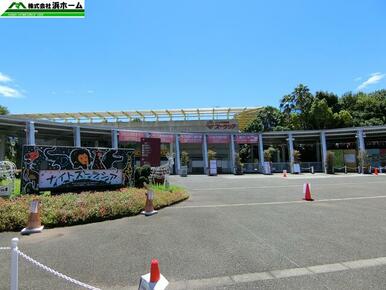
[26,121,36,146]
[175,134,181,174]
[111,129,118,149]
[258,133,264,170]
[202,134,208,174]
[73,126,81,147]
[320,131,327,173]
[357,129,365,152]
[11,237,19,290]
[229,134,235,173]
[288,133,295,173]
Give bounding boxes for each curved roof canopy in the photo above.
[9,107,260,124]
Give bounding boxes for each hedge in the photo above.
[0,185,188,232]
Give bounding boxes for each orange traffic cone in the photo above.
[283,170,288,177]
[142,183,157,216]
[139,259,169,289]
[374,167,378,176]
[21,200,44,235]
[303,183,314,201]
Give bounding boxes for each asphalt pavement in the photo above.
[0,173,385,290]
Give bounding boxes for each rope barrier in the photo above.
[0,246,11,251]
[16,249,101,290]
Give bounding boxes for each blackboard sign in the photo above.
[140,138,160,167]
[21,145,134,194]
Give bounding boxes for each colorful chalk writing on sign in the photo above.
[21,145,134,194]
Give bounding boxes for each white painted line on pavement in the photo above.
[172,195,386,209]
[138,256,386,289]
[190,180,386,191]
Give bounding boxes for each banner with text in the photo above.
[0,0,85,18]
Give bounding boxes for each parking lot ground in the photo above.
[0,173,385,290]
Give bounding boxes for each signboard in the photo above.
[21,145,134,194]
[207,135,230,144]
[206,121,237,130]
[179,134,203,144]
[209,160,217,176]
[235,135,258,144]
[0,0,85,18]
[148,133,175,144]
[0,185,11,197]
[141,138,160,167]
[263,162,271,175]
[293,163,301,174]
[119,131,145,142]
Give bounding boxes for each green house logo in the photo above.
[2,0,85,17]
[9,2,26,9]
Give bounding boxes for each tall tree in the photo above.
[0,105,8,115]
[280,84,314,129]
[243,106,285,132]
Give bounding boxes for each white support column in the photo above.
[229,134,236,173]
[111,129,118,149]
[73,126,81,147]
[202,134,208,174]
[357,129,366,152]
[288,133,295,173]
[175,134,181,174]
[11,237,19,290]
[320,131,327,172]
[26,121,36,146]
[258,133,264,169]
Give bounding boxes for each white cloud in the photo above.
[0,72,12,83]
[0,85,22,98]
[357,72,385,90]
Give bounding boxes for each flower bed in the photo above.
[0,185,188,232]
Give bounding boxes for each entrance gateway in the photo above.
[1,108,386,175]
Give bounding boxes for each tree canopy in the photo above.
[0,105,8,115]
[243,85,386,133]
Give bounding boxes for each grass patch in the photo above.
[0,184,189,232]
[0,178,20,196]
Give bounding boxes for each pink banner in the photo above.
[179,134,203,144]
[149,133,175,143]
[235,135,258,144]
[207,135,230,144]
[119,131,145,142]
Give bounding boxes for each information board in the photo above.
[140,138,161,167]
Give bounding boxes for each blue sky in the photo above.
[0,0,385,114]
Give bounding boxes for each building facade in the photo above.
[1,107,386,174]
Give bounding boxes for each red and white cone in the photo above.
[138,259,169,290]
[142,183,158,216]
[303,183,314,201]
[21,200,44,235]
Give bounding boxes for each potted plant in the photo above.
[180,151,189,177]
[326,151,335,174]
[208,149,217,176]
[234,153,244,175]
[263,147,276,174]
[293,150,301,174]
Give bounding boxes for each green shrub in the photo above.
[134,165,152,187]
[0,185,189,232]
